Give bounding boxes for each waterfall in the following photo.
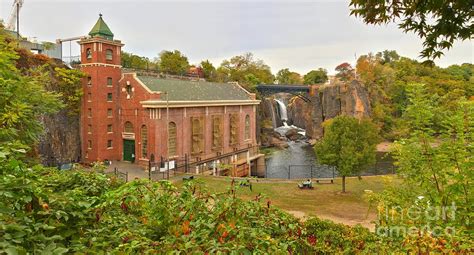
[275,99,288,124]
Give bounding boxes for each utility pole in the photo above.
[16,2,19,40]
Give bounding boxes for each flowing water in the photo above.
[265,98,395,179]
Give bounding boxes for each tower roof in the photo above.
[88,14,114,40]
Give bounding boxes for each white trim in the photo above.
[141,100,261,109]
[80,63,122,68]
[125,73,160,95]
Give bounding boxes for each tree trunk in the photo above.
[342,175,346,193]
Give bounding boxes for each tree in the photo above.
[121,51,156,70]
[276,68,303,85]
[375,50,400,65]
[157,50,190,75]
[303,68,328,84]
[335,62,355,81]
[314,116,379,192]
[215,53,274,89]
[349,0,473,61]
[200,60,217,81]
[0,29,63,147]
[366,85,473,252]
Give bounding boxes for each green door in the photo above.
[123,139,135,162]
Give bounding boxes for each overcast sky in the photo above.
[1,0,472,74]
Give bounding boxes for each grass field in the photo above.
[173,175,397,230]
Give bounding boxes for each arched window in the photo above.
[168,122,177,156]
[124,121,134,133]
[141,125,148,158]
[245,114,251,140]
[229,114,239,145]
[191,117,204,154]
[86,48,92,59]
[106,49,113,61]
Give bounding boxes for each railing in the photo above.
[262,161,396,179]
[112,167,128,182]
[147,145,261,180]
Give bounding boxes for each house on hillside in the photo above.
[79,15,264,177]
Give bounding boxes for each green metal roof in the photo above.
[88,15,114,40]
[137,76,252,101]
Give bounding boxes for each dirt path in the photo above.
[286,210,376,231]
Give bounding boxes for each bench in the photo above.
[183,175,195,181]
[316,178,334,184]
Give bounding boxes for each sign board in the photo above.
[122,132,135,140]
[159,160,176,172]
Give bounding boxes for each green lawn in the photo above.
[173,175,398,230]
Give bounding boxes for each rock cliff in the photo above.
[305,80,371,138]
[258,80,371,145]
[38,110,81,166]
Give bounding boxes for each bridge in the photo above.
[256,84,312,102]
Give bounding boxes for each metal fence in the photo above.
[262,161,396,180]
[111,167,128,182]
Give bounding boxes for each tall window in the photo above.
[107,93,113,102]
[212,115,223,150]
[107,109,113,118]
[87,76,92,86]
[229,114,239,145]
[106,49,113,61]
[124,121,134,133]
[141,125,148,158]
[107,77,113,87]
[107,124,113,133]
[86,48,92,59]
[191,117,204,154]
[168,122,177,156]
[107,140,113,149]
[245,114,251,140]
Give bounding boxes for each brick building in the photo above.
[79,15,264,176]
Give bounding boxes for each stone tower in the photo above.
[79,15,123,163]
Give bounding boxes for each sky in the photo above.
[1,0,472,75]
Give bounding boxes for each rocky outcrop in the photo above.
[38,110,81,167]
[306,80,371,139]
[285,128,304,141]
[257,97,283,146]
[287,96,309,129]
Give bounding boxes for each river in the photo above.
[264,141,395,179]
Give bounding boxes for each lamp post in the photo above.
[166,92,169,177]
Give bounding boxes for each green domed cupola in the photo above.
[88,14,114,40]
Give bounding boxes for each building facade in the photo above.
[79,16,264,176]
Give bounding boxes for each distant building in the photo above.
[187,66,204,78]
[5,30,62,59]
[79,15,264,176]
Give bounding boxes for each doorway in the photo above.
[123,139,135,162]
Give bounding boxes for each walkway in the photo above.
[105,161,148,180]
[105,160,188,181]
